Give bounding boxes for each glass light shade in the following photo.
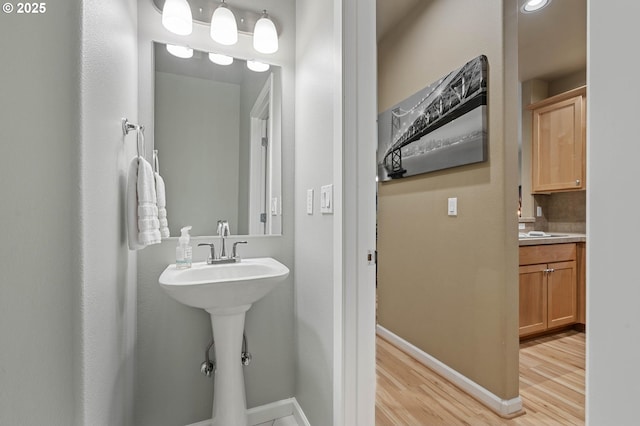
[209,53,234,66]
[521,0,550,12]
[253,12,278,54]
[166,44,193,59]
[162,0,192,35]
[210,3,238,46]
[247,60,270,72]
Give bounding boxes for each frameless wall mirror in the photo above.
[153,42,282,237]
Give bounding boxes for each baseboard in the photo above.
[185,397,309,426]
[291,397,311,426]
[376,325,524,418]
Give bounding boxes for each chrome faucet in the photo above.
[198,221,247,264]
[217,220,230,258]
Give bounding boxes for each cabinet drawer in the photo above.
[519,243,576,266]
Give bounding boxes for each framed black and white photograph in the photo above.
[377,55,488,181]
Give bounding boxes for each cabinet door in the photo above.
[547,260,577,329]
[532,95,585,192]
[519,264,548,337]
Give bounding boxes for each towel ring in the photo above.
[122,118,144,135]
[153,150,160,173]
[136,127,145,158]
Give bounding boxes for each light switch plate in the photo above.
[519,223,526,230]
[306,189,314,215]
[271,197,279,216]
[320,184,333,214]
[448,197,457,216]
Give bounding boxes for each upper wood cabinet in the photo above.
[528,86,586,193]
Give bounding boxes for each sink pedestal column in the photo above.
[206,304,252,426]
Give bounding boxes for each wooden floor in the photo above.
[376,330,585,425]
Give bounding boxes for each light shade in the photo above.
[166,44,193,59]
[162,0,192,35]
[209,53,234,66]
[210,2,238,46]
[247,60,270,73]
[521,0,551,13]
[253,10,278,54]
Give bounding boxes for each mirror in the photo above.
[153,42,282,236]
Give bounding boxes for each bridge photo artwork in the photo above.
[377,55,488,181]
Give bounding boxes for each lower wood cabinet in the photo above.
[519,244,577,338]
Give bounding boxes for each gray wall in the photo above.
[588,1,640,423]
[0,2,80,424]
[135,1,296,424]
[0,0,139,424]
[294,0,338,424]
[79,0,139,424]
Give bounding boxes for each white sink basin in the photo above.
[159,257,289,310]
[158,256,289,426]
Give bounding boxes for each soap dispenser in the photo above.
[176,226,193,269]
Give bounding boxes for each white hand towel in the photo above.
[155,172,170,239]
[137,156,162,246]
[126,156,161,250]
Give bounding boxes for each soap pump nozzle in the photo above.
[179,226,192,245]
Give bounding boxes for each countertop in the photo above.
[518,232,586,246]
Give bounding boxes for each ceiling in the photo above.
[376,0,586,82]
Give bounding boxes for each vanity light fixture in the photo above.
[521,0,551,13]
[253,10,279,54]
[161,0,193,35]
[247,60,270,72]
[166,44,194,59]
[209,52,234,66]
[210,0,238,46]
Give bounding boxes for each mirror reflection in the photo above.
[153,42,282,237]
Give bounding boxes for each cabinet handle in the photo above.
[543,268,555,274]
[576,179,581,186]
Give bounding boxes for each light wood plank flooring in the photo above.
[376,330,585,425]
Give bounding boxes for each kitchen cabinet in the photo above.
[577,242,586,325]
[519,243,577,337]
[528,86,586,193]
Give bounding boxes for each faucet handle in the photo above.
[232,241,248,259]
[198,243,216,263]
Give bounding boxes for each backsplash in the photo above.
[532,191,586,233]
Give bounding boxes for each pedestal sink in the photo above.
[159,257,289,426]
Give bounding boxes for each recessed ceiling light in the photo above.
[521,0,551,13]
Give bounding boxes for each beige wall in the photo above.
[377,0,520,400]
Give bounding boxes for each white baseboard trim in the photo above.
[376,325,523,418]
[185,397,310,426]
[291,397,311,426]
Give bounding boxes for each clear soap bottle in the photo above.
[176,226,193,269]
